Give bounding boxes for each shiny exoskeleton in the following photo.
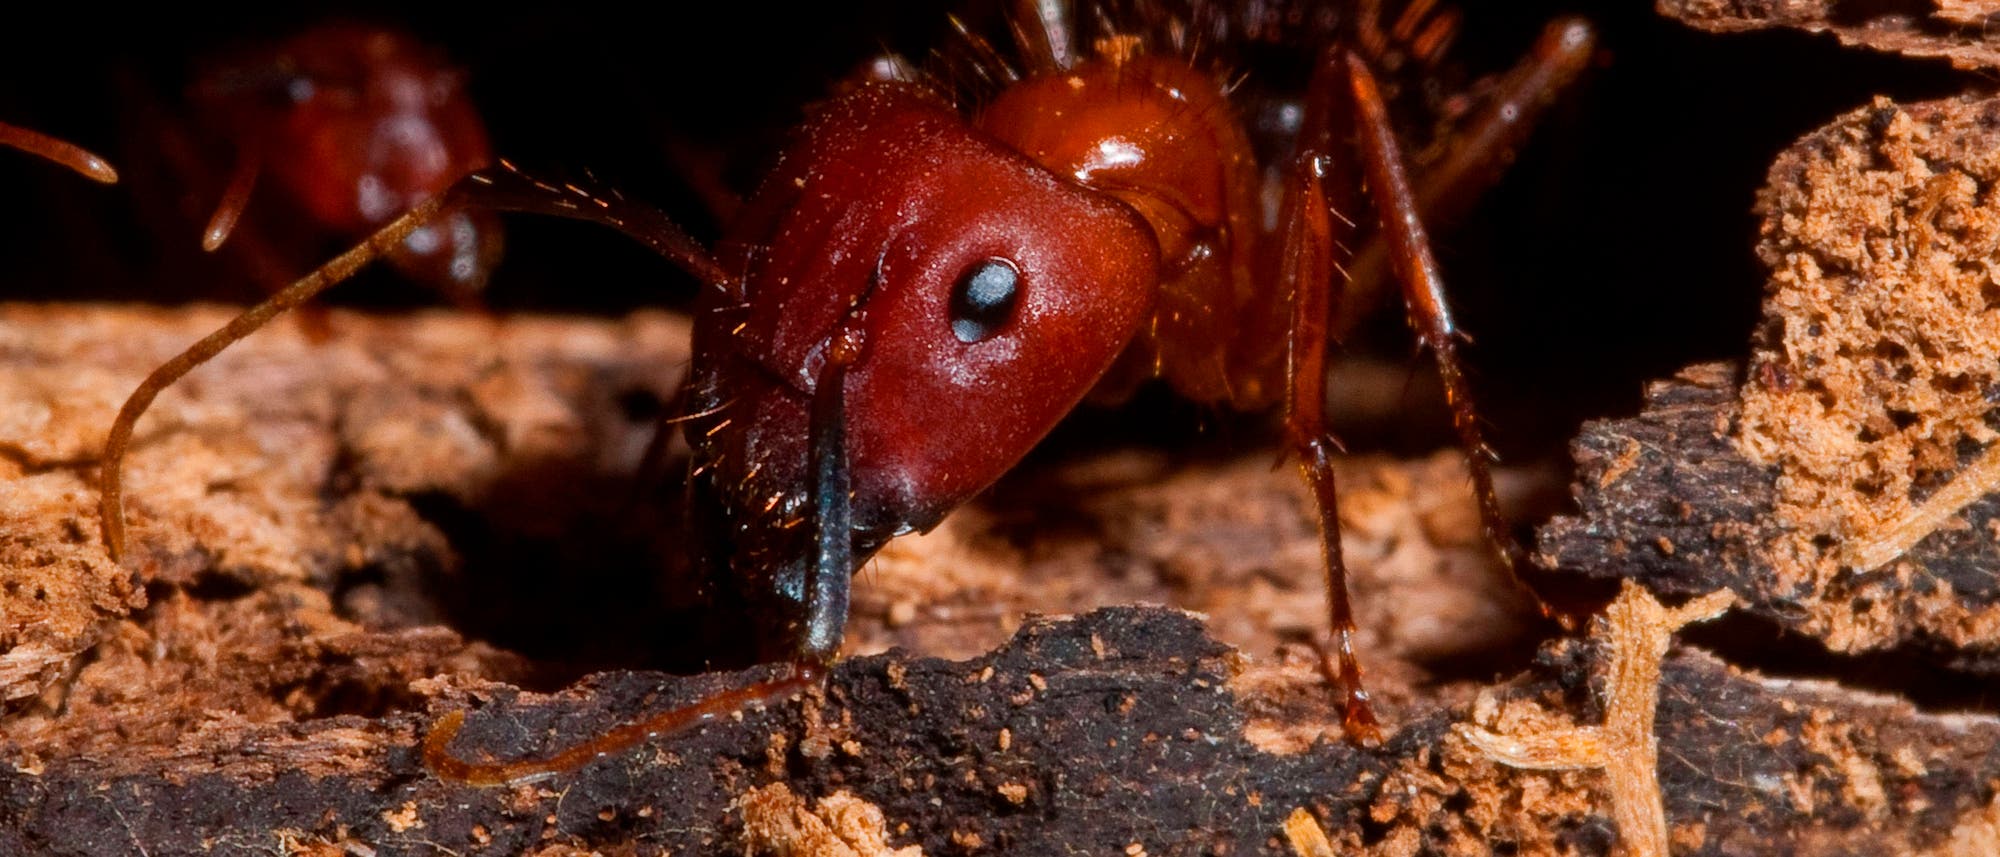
[98,1,1595,785]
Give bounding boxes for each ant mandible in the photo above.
[95,1,1593,784]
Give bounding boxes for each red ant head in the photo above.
[687,83,1158,638]
[205,25,501,293]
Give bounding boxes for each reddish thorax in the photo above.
[978,51,1273,407]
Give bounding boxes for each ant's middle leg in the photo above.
[1344,53,1537,600]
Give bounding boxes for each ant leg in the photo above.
[1337,17,1595,338]
[100,162,727,563]
[1416,18,1593,228]
[422,663,820,787]
[1273,55,1379,744]
[1345,54,1533,591]
[0,121,117,183]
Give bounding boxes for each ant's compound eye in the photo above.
[949,257,1021,344]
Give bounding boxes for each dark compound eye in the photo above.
[949,257,1021,343]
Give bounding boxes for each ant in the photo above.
[96,1,1594,785]
[153,23,499,306]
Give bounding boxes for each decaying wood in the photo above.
[1459,583,1738,857]
[1542,94,2000,672]
[9,575,2000,855]
[1660,0,2000,69]
[0,304,1565,853]
[2,276,1998,855]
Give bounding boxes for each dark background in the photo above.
[0,2,1978,459]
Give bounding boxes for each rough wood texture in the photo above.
[13,596,2000,855]
[1535,363,1775,603]
[1660,0,2000,69]
[1542,95,2000,673]
[4,291,2000,853]
[0,304,1551,854]
[0,306,691,747]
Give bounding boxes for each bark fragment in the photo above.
[1660,0,2000,69]
[1460,583,1736,857]
[1542,94,2000,667]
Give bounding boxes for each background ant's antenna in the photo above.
[0,121,117,183]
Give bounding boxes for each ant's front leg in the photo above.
[1273,44,1556,743]
[1274,51,1378,745]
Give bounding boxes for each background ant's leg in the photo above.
[1273,60,1380,744]
[0,121,117,183]
[1417,17,1594,229]
[1345,53,1532,590]
[1337,17,1595,337]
